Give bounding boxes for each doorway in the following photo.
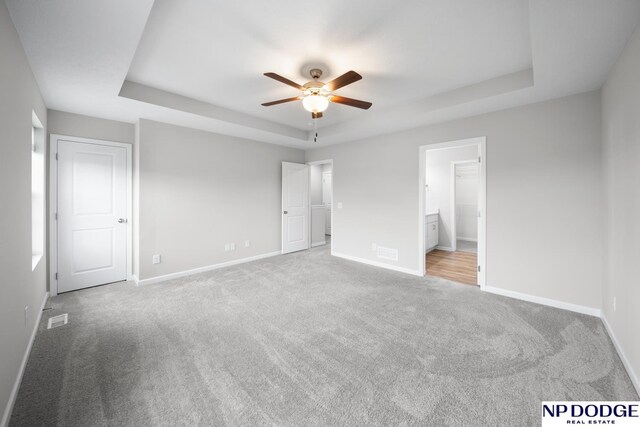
[50,135,133,295]
[280,160,333,255]
[419,137,486,288]
[452,160,479,253]
[308,160,333,250]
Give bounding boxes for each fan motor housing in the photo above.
[304,68,326,90]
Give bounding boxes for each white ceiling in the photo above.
[6,0,640,147]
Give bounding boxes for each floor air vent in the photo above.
[47,313,68,329]
[377,246,399,261]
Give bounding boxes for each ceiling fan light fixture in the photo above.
[262,69,371,117]
[302,94,329,113]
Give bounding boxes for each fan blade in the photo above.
[264,72,305,91]
[261,96,301,106]
[324,71,362,91]
[311,112,323,119]
[330,95,372,110]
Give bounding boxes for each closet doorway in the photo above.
[308,160,333,250]
[419,137,486,288]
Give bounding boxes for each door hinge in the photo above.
[55,212,58,220]
[55,272,58,280]
[477,265,481,273]
[55,153,58,160]
[478,155,481,163]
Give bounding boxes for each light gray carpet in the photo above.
[456,240,477,253]
[11,244,637,426]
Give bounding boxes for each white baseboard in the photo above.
[484,286,602,317]
[457,237,477,242]
[435,245,454,252]
[137,251,281,286]
[601,315,640,395]
[332,252,423,277]
[311,241,326,248]
[1,291,49,427]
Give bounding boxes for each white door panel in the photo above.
[282,162,309,254]
[58,140,127,292]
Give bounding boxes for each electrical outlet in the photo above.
[225,243,236,251]
[372,243,377,251]
[24,306,28,326]
[244,240,250,248]
[613,296,617,312]
[337,202,343,209]
[152,254,161,264]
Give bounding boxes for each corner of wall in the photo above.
[132,119,141,279]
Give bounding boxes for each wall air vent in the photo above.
[377,246,399,261]
[47,313,68,329]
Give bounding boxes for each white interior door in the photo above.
[282,162,309,254]
[57,140,128,293]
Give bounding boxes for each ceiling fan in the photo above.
[261,69,372,119]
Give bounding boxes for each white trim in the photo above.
[484,286,602,317]
[478,140,487,288]
[1,291,48,427]
[457,237,477,242]
[311,241,326,248]
[137,251,281,286]
[601,315,640,395]
[332,252,423,277]
[419,136,487,288]
[49,134,133,296]
[435,245,454,252]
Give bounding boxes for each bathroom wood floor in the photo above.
[426,249,477,286]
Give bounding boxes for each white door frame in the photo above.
[49,134,133,296]
[419,137,486,289]
[450,160,479,253]
[307,159,334,254]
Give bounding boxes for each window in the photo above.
[32,112,44,270]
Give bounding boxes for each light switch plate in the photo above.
[152,254,161,264]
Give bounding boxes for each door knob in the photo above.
[118,218,127,223]
[283,211,288,214]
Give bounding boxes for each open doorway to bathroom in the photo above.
[308,160,333,250]
[419,138,486,288]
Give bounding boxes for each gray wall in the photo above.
[48,109,135,144]
[602,23,640,389]
[0,1,48,423]
[136,119,304,280]
[306,91,604,310]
